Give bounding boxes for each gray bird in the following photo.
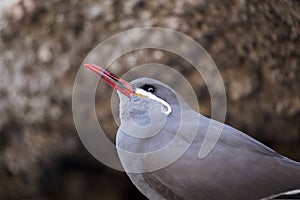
[85,64,300,200]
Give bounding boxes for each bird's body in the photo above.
[118,114,300,199]
[84,64,300,200]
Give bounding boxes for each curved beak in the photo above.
[84,64,134,98]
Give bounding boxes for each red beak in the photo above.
[84,64,134,97]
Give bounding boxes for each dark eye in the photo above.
[140,84,156,93]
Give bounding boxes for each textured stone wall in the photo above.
[0,0,299,199]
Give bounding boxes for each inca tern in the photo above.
[85,64,300,200]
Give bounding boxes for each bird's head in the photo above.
[84,64,189,127]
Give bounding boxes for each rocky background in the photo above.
[0,0,299,199]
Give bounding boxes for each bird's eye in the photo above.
[140,84,156,93]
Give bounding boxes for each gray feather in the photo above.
[116,78,300,200]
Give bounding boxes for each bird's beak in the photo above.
[84,64,135,98]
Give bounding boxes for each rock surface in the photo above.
[0,0,299,199]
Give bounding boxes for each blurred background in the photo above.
[0,0,299,199]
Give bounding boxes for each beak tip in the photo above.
[84,63,92,69]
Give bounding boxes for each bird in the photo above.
[85,64,300,200]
